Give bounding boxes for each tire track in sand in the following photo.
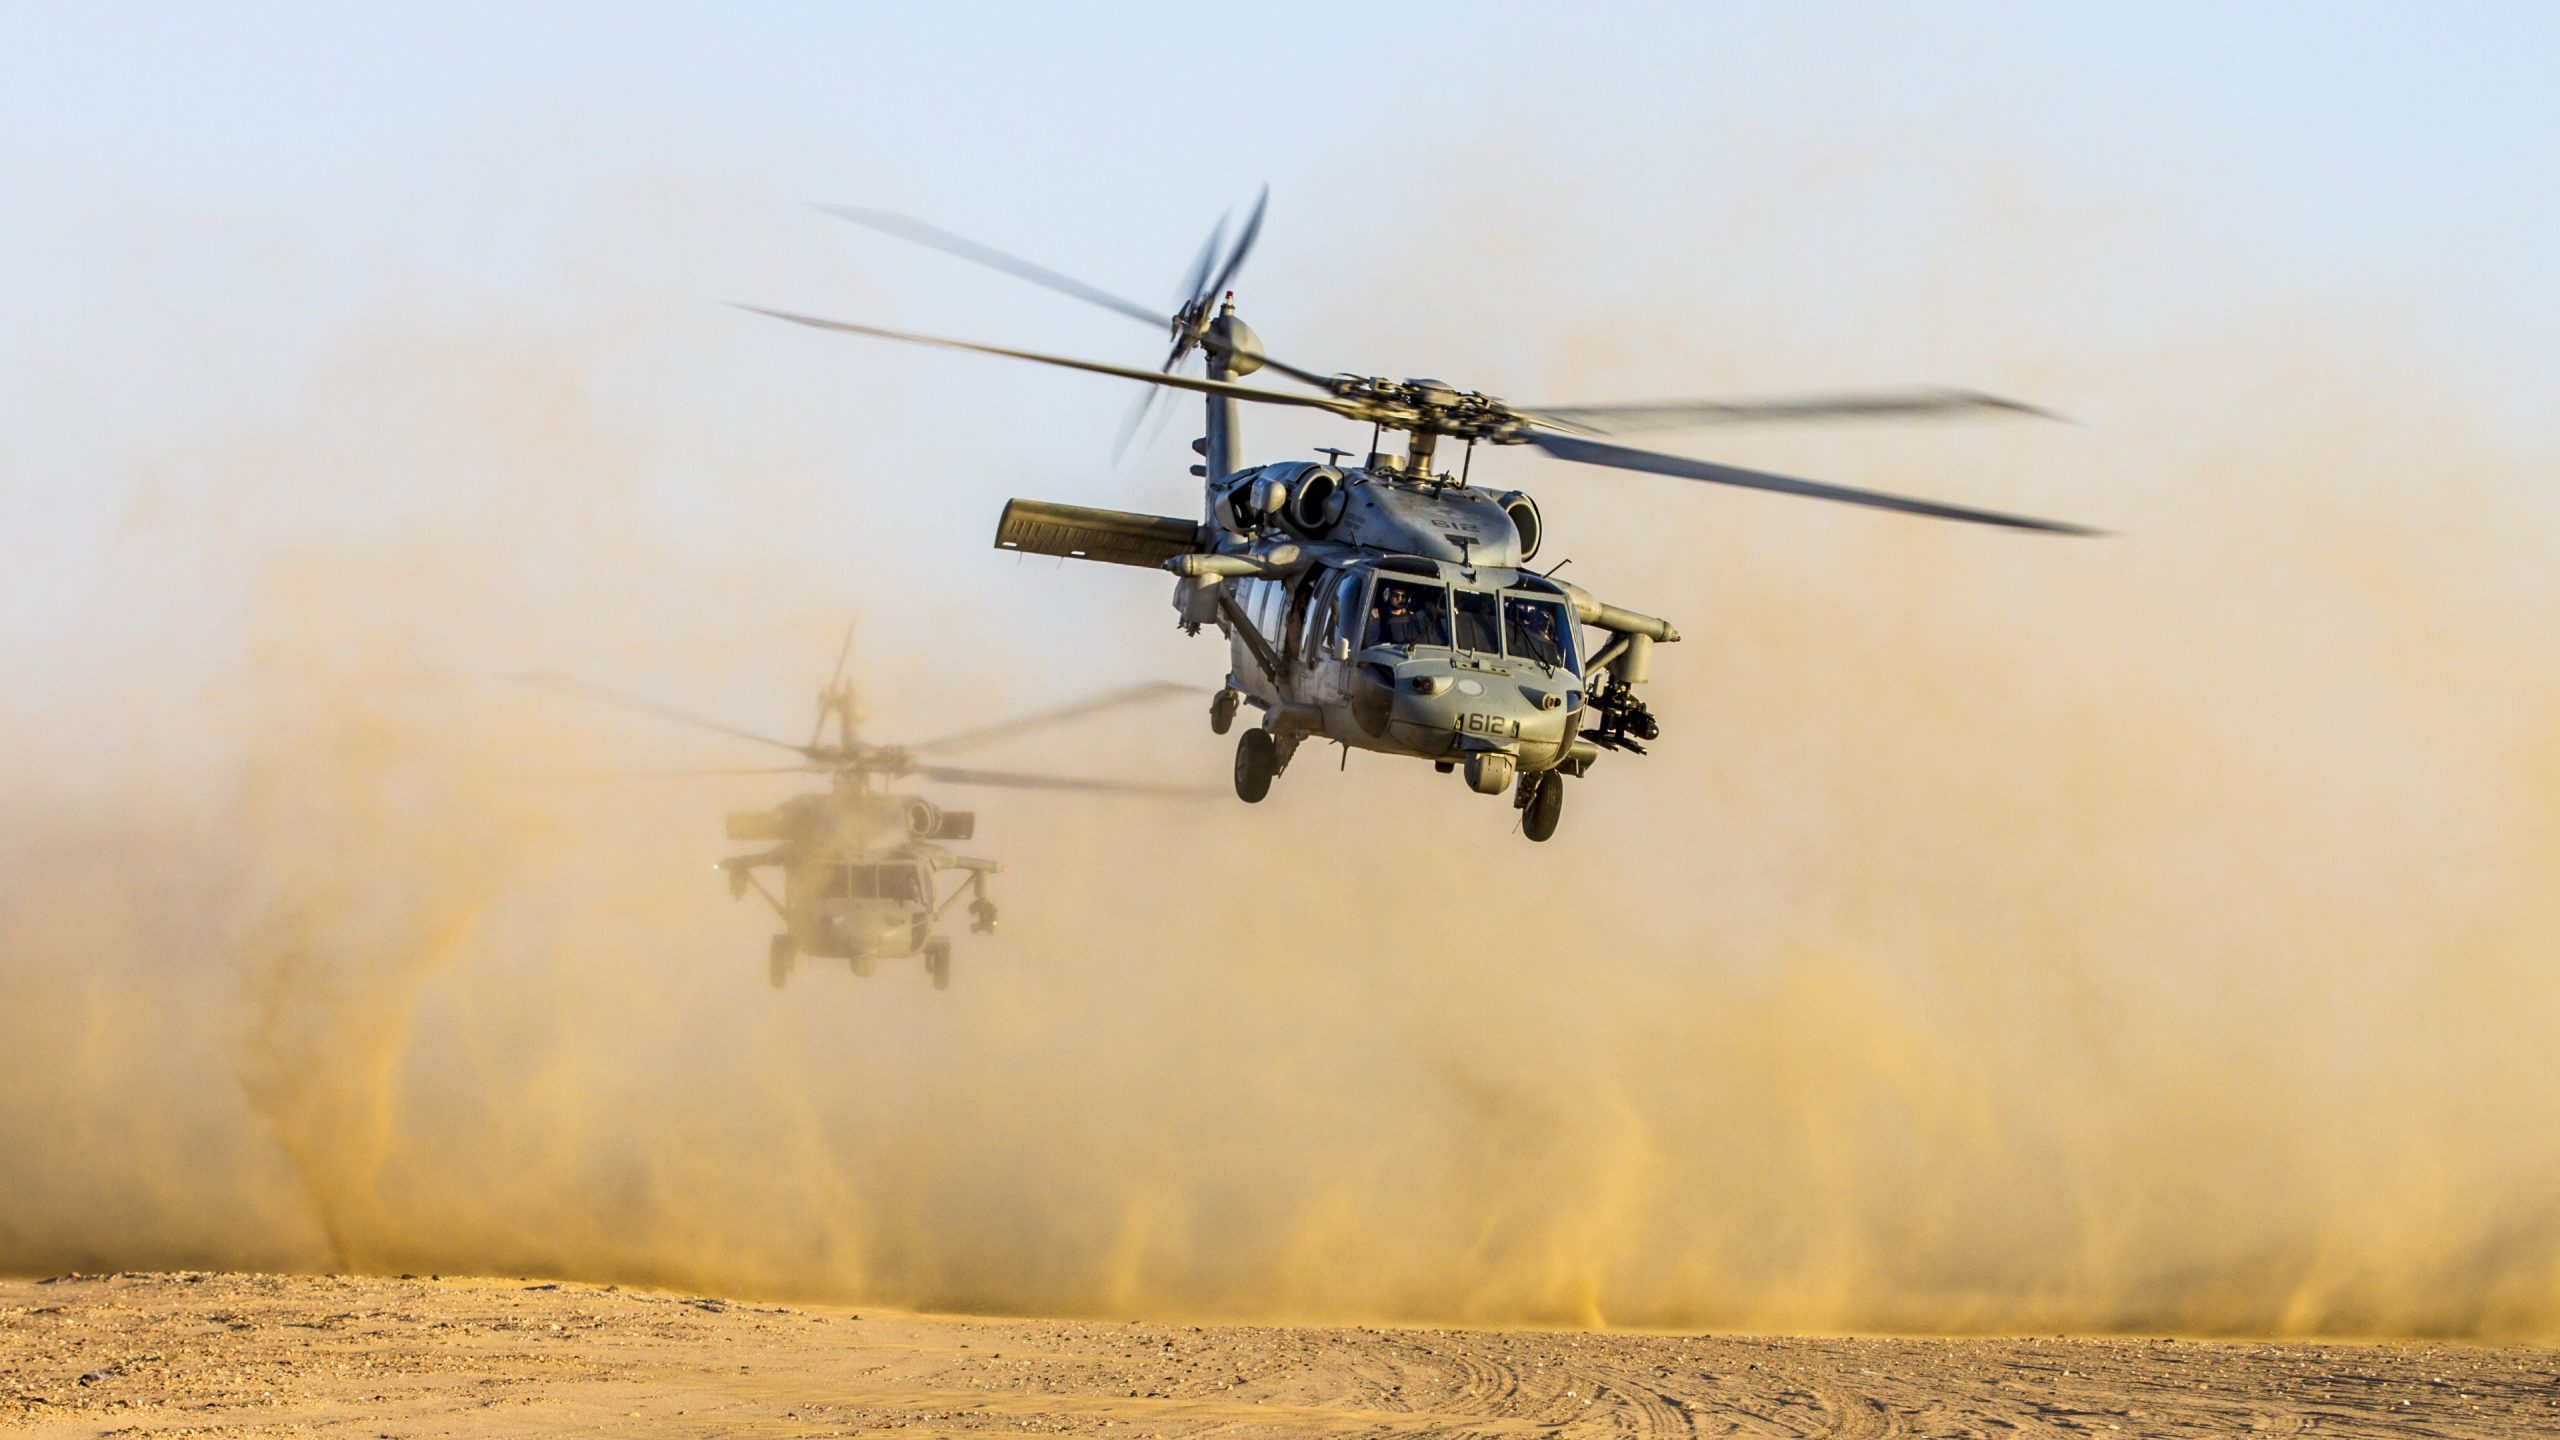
[1806,1378,1906,1440]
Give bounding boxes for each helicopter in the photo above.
[745,193,2098,841]
[533,635,1196,989]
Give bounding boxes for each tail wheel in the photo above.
[1522,771,1565,842]
[767,935,796,988]
[1234,728,1277,803]
[925,939,953,991]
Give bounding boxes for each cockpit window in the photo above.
[1452,589,1500,653]
[830,864,923,903]
[1366,578,1451,648]
[1503,595,1576,671]
[1332,572,1366,647]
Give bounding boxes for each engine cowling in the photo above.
[903,800,975,841]
[1288,467,1346,536]
[1497,490,1543,562]
[1217,462,1346,538]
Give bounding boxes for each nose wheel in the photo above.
[1234,728,1277,803]
[1518,771,1565,842]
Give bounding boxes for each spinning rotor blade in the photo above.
[810,618,859,750]
[1197,184,1266,319]
[1177,213,1226,316]
[1120,214,1229,459]
[822,619,858,691]
[1109,388,1162,464]
[813,205,1167,328]
[917,764,1212,797]
[622,765,822,778]
[519,673,815,756]
[1519,388,2067,436]
[1525,432,2103,535]
[912,680,1196,756]
[822,192,1338,399]
[735,306,1365,418]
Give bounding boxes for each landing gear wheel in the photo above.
[925,938,953,991]
[1522,771,1564,842]
[767,935,796,988]
[1209,687,1242,736]
[1234,728,1277,803]
[849,951,877,978]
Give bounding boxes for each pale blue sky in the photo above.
[4,3,2555,728]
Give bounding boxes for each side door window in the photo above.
[1282,567,1323,664]
[1334,572,1369,648]
[1301,567,1338,664]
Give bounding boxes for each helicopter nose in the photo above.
[1387,663,1508,740]
[1407,660,1582,757]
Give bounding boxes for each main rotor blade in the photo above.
[624,765,823,778]
[1524,433,2103,535]
[1519,388,2068,437]
[916,764,1211,797]
[911,680,1196,756]
[813,205,1167,328]
[735,305,1368,418]
[519,673,818,756]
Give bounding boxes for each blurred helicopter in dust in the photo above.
[533,633,1198,989]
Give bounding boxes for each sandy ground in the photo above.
[2,1273,2553,1438]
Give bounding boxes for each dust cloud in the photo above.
[4,247,2559,1343]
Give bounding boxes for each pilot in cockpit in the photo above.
[1505,596,1568,669]
[1368,579,1450,648]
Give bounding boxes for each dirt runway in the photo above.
[3,1273,2552,1437]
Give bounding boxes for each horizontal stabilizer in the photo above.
[994,499,1204,569]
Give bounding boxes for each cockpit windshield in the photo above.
[826,864,924,903]
[1365,578,1451,648]
[1503,595,1576,671]
[1452,589,1500,653]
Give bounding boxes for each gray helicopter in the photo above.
[749,194,2096,841]
[534,639,1193,988]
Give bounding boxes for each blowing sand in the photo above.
[4,1272,2552,1438]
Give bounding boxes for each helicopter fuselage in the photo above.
[1215,546,1590,778]
[723,792,999,985]
[997,449,1679,826]
[777,842,942,961]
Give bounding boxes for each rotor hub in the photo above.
[1318,375,1530,444]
